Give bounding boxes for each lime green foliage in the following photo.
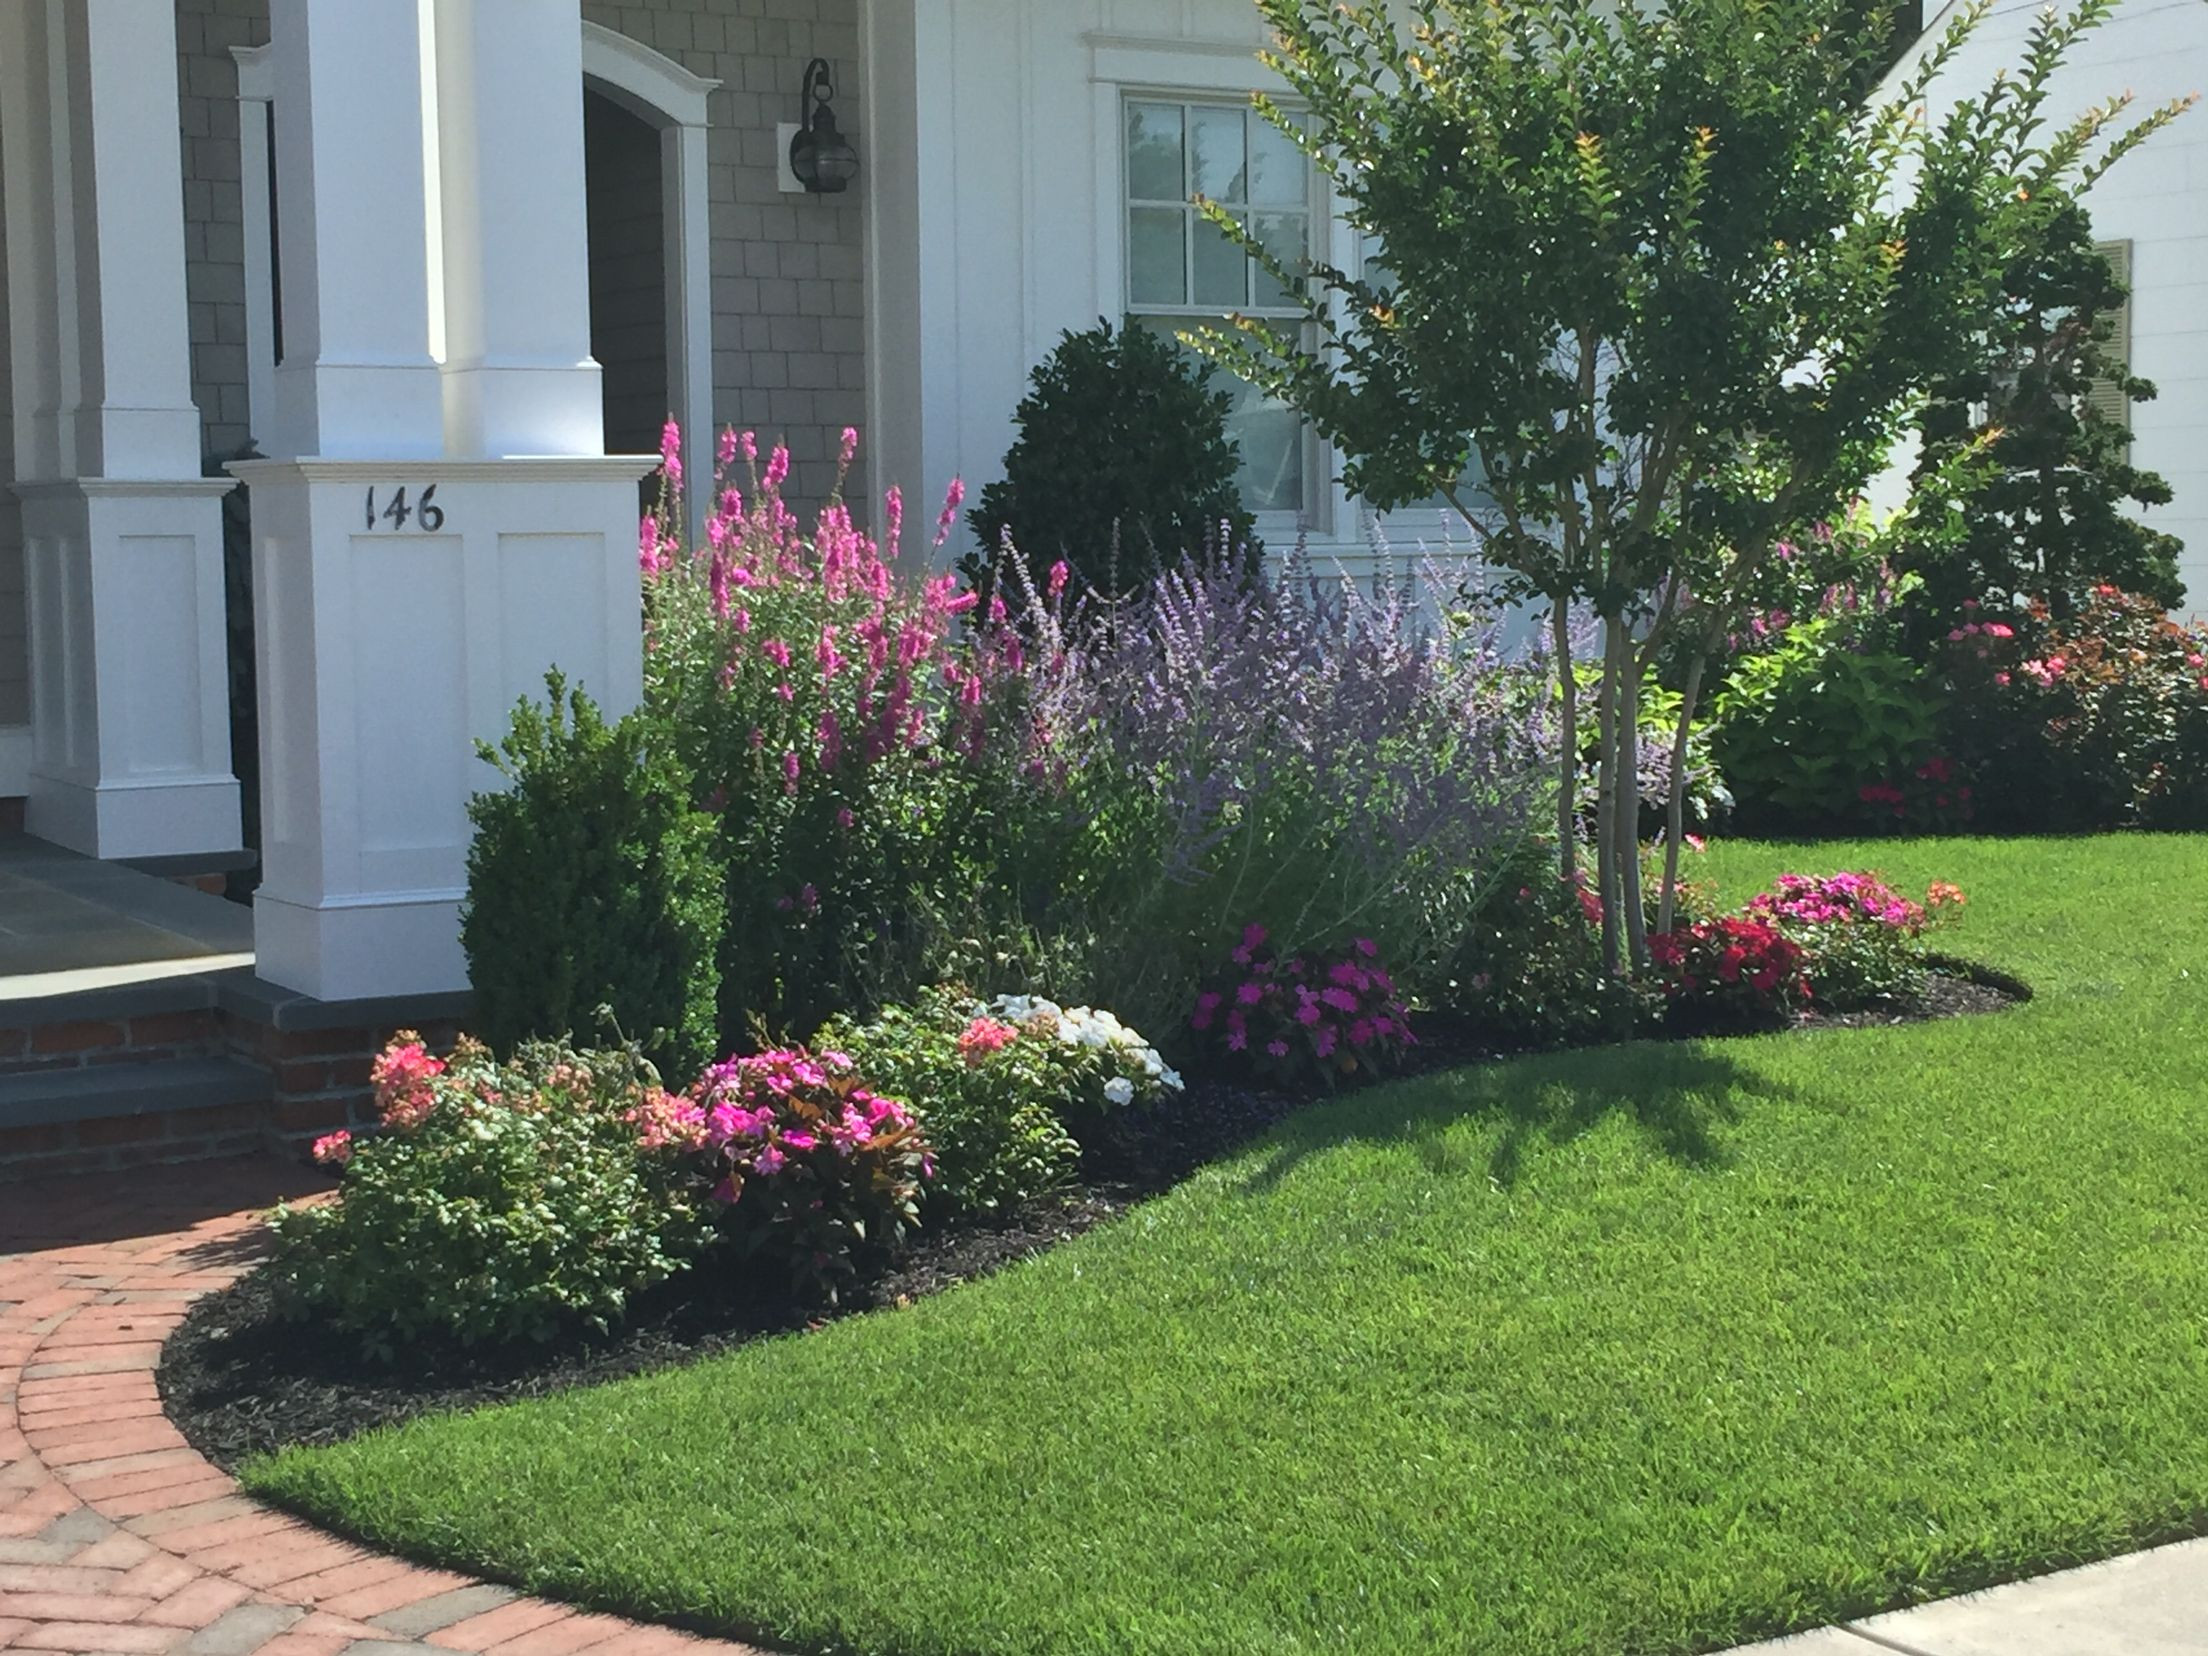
[250,838,2208,1656]
[1713,618,1940,827]
[463,675,723,1076]
[267,1038,710,1357]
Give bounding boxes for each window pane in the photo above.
[1230,390,1305,513]
[1191,211,1247,307]
[1248,117,1306,208]
[1126,102,1185,202]
[1129,314,1305,516]
[1129,208,1188,306]
[1251,212,1308,309]
[1189,106,1248,204]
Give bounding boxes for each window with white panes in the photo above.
[1124,98,1315,518]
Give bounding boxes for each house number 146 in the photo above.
[363,486,447,532]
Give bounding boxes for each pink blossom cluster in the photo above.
[1193,925,1415,1084]
[956,1016,1020,1064]
[1747,871,1931,935]
[370,1034,446,1132]
[687,1048,929,1203]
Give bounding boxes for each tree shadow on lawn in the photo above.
[1229,1040,1818,1198]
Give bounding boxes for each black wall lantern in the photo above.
[788,58,859,195]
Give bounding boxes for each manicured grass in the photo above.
[248,837,2208,1656]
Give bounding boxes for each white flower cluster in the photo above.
[984,994,1185,1101]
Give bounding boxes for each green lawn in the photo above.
[249,836,2208,1656]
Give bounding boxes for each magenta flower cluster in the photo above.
[640,1045,934,1301]
[1746,871,1931,935]
[1192,924,1415,1085]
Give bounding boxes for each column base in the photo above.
[25,772,243,862]
[254,887,468,1004]
[230,455,652,1003]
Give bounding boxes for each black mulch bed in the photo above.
[161,964,2025,1473]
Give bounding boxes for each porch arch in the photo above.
[581,23,719,536]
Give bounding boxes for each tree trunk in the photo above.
[1593,624,1622,978]
[1657,648,1709,938]
[1550,597,1578,884]
[1616,641,1648,971]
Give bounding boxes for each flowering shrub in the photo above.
[822,987,1180,1215]
[1647,916,1812,1027]
[267,1035,711,1354]
[1745,872,1964,1010]
[1938,587,2208,829]
[639,424,1046,1040]
[661,1048,933,1304]
[1192,926,1415,1086]
[1028,554,1553,1029]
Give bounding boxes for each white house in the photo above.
[0,0,2196,1015]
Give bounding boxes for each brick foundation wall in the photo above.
[0,1004,465,1183]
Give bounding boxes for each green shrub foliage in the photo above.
[464,674,723,1077]
[267,1037,711,1356]
[1711,617,1941,830]
[1905,196,2185,634]
[968,320,1257,597]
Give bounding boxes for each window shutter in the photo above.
[2086,239,2134,443]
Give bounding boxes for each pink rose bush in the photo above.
[1937,587,2208,829]
[1192,926,1415,1086]
[269,1034,715,1354]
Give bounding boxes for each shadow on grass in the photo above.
[1230,1040,1816,1198]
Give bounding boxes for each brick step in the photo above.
[0,1055,276,1181]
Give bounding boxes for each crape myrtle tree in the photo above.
[1190,0,2187,975]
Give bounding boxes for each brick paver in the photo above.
[0,1156,766,1656]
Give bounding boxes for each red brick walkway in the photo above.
[0,1157,766,1656]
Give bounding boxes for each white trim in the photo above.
[232,44,276,456]
[0,725,28,797]
[579,20,716,129]
[580,22,718,539]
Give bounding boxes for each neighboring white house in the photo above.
[0,0,2196,1008]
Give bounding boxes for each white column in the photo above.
[265,0,445,462]
[0,0,243,860]
[235,0,651,1002]
[435,0,604,458]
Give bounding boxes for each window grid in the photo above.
[1123,97,1316,519]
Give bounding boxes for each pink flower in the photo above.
[836,806,856,830]
[752,1146,787,1177]
[719,427,741,468]
[660,419,684,489]
[1236,981,1265,1006]
[1048,560,1071,600]
[1267,1040,1290,1059]
[958,1017,1019,1063]
[765,445,791,490]
[781,1130,818,1153]
[934,479,967,549]
[840,427,860,468]
[311,1129,352,1168]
